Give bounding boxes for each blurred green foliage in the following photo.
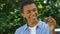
[0,0,60,34]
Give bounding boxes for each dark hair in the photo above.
[20,0,36,13]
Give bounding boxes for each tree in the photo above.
[0,0,60,34]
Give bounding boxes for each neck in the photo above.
[27,20,38,27]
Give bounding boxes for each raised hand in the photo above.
[45,16,56,31]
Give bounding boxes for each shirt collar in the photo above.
[37,20,43,29]
[24,20,43,30]
[24,24,28,30]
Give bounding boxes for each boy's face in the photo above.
[22,3,38,23]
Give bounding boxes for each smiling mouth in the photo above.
[29,16,36,19]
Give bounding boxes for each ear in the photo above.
[21,13,25,18]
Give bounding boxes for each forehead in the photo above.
[23,3,37,10]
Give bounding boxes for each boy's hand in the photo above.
[45,16,56,31]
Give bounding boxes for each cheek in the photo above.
[25,14,30,19]
[26,12,38,19]
[28,14,30,19]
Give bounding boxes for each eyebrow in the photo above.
[27,7,37,11]
[33,8,37,10]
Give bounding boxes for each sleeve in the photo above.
[15,29,19,34]
[15,28,21,34]
[46,24,52,34]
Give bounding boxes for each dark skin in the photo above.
[45,16,56,34]
[22,3,38,27]
[21,3,56,34]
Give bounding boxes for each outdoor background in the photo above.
[0,0,60,34]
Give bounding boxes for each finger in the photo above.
[46,17,56,24]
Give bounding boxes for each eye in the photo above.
[27,10,31,13]
[33,9,36,12]
[33,8,37,12]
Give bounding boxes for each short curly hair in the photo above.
[20,0,36,13]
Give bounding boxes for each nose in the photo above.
[31,11,36,17]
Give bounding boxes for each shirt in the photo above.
[29,24,37,34]
[15,20,51,34]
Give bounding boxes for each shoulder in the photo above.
[39,21,51,34]
[15,24,27,34]
[38,20,49,28]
